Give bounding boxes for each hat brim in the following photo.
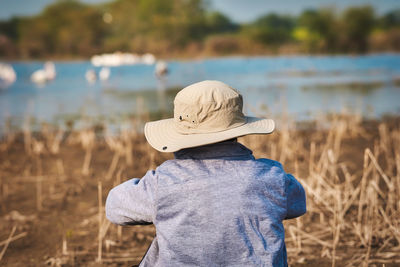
[144,116,275,153]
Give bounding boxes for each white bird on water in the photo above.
[85,69,97,84]
[155,61,169,115]
[99,67,110,81]
[0,63,16,89]
[155,60,169,79]
[31,61,56,85]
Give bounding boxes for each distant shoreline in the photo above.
[2,51,400,63]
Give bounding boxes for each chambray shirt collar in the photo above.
[173,141,254,160]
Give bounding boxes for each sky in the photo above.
[0,0,399,22]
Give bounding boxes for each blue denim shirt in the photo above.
[105,141,306,266]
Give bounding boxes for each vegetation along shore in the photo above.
[1,0,400,59]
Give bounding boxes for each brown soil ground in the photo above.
[0,116,399,266]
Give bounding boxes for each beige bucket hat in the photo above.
[144,80,275,152]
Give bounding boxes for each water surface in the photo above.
[1,54,400,132]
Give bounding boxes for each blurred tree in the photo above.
[292,27,321,52]
[243,14,295,46]
[370,9,400,52]
[341,6,375,53]
[205,11,238,34]
[19,0,107,57]
[103,0,207,53]
[0,17,21,57]
[100,0,139,52]
[0,18,20,41]
[379,9,400,29]
[295,9,338,52]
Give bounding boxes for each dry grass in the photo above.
[241,114,400,266]
[0,114,399,266]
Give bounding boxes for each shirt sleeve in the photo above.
[285,173,306,220]
[105,170,157,225]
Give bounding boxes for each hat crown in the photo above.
[176,80,240,104]
[174,80,246,134]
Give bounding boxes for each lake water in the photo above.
[1,53,400,133]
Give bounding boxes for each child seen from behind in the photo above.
[106,80,306,266]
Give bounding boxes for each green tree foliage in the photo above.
[294,9,338,52]
[379,9,400,29]
[341,6,375,53]
[0,18,21,57]
[0,18,20,41]
[370,9,400,52]
[101,0,207,53]
[205,12,238,34]
[0,1,399,58]
[18,0,106,57]
[243,14,295,46]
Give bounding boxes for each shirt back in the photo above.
[105,141,306,267]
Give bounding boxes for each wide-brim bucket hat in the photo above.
[144,80,275,152]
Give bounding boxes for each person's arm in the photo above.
[285,173,306,220]
[105,170,157,225]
